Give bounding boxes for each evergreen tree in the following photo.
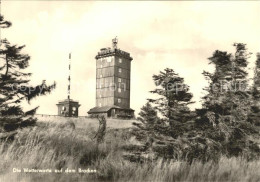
[201,44,251,123]
[127,45,259,163]
[133,102,161,144]
[0,15,55,132]
[126,69,197,162]
[198,43,259,158]
[122,102,159,162]
[248,53,260,126]
[149,68,194,138]
[135,102,160,132]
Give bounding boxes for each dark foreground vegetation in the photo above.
[0,121,259,182]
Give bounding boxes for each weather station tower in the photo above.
[88,38,135,118]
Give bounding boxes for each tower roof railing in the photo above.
[96,47,132,60]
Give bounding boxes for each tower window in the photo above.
[118,78,121,82]
[119,58,122,63]
[118,88,121,93]
[118,68,121,73]
[118,98,121,103]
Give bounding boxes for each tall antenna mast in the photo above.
[68,53,71,100]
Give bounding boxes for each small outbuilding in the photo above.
[88,105,134,119]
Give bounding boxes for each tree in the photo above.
[149,68,194,138]
[133,102,161,145]
[125,69,199,162]
[198,43,259,158]
[201,44,251,123]
[248,53,260,126]
[137,102,159,126]
[126,45,259,163]
[0,15,55,132]
[125,101,169,162]
[252,53,260,100]
[199,44,251,125]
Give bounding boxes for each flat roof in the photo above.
[88,105,134,114]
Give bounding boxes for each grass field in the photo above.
[0,117,259,182]
[35,115,135,129]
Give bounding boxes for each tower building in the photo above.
[56,53,80,117]
[88,38,134,118]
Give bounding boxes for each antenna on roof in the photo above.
[68,53,71,100]
[112,36,118,49]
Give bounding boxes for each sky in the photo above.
[1,1,260,116]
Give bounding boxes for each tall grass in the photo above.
[35,115,135,129]
[0,120,259,182]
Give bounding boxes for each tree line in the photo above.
[128,44,260,162]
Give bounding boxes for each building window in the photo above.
[118,68,121,73]
[119,58,122,63]
[118,78,121,82]
[100,74,102,78]
[107,57,111,63]
[99,103,102,107]
[118,98,121,103]
[118,88,121,93]
[101,65,103,68]
[100,95,102,98]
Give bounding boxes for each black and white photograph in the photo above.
[0,1,260,181]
